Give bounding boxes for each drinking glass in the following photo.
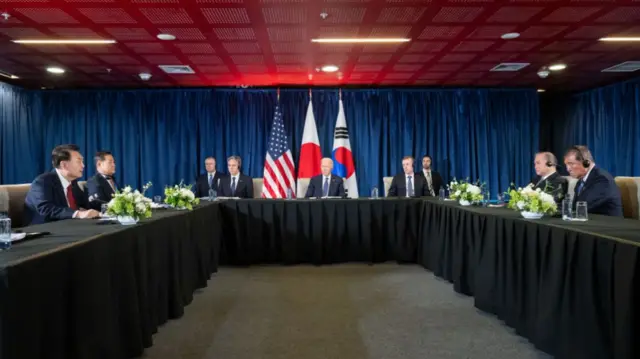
[371,187,379,199]
[0,217,11,251]
[562,197,573,221]
[153,195,162,204]
[439,188,445,200]
[575,201,588,221]
[208,189,217,201]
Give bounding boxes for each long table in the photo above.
[0,202,223,359]
[1,198,640,359]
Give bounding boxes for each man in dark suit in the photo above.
[24,144,101,225]
[87,150,118,204]
[194,156,223,198]
[530,152,567,203]
[417,155,443,197]
[388,156,429,197]
[564,145,622,217]
[218,155,254,198]
[305,158,345,198]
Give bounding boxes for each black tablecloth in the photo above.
[0,203,222,359]
[417,199,640,359]
[218,198,423,265]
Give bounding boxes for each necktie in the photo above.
[323,177,329,197]
[66,185,78,210]
[407,176,413,197]
[231,177,236,195]
[427,171,434,196]
[208,174,213,187]
[576,179,585,195]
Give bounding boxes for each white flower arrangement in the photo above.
[507,184,558,216]
[164,182,199,210]
[106,182,153,221]
[448,178,485,204]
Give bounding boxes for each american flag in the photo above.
[261,105,296,198]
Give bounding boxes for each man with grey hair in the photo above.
[218,155,254,198]
[304,158,345,198]
[531,151,567,203]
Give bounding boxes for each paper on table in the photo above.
[10,233,26,242]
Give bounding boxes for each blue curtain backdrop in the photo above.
[1,86,540,197]
[543,77,640,177]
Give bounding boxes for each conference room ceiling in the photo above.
[0,0,639,91]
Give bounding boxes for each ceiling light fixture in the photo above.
[12,39,116,45]
[537,89,545,93]
[501,32,520,40]
[46,67,65,74]
[312,38,410,44]
[599,37,640,42]
[157,33,176,41]
[321,65,339,73]
[0,71,18,79]
[549,63,567,71]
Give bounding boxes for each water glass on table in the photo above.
[562,197,573,220]
[101,204,108,216]
[575,201,589,221]
[153,195,162,204]
[371,187,379,199]
[0,217,11,251]
[208,189,217,201]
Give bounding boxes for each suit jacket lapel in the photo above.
[581,168,597,193]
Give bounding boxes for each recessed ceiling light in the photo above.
[321,65,339,73]
[12,39,116,45]
[549,63,567,71]
[0,71,19,79]
[312,38,410,44]
[157,33,176,41]
[46,67,65,74]
[501,33,520,40]
[537,89,545,93]
[599,37,640,42]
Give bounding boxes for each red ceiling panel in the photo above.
[0,0,639,91]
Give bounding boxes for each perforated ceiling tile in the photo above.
[0,27,47,39]
[47,27,102,38]
[358,54,393,63]
[223,42,262,53]
[398,54,433,63]
[464,63,494,71]
[132,0,179,3]
[78,8,136,24]
[418,72,450,80]
[432,7,484,22]
[263,7,307,24]
[384,72,413,79]
[277,64,307,72]
[377,7,426,23]
[361,43,405,52]
[540,40,587,52]
[495,40,541,52]
[175,43,215,54]
[564,25,622,39]
[157,28,207,40]
[54,55,96,64]
[454,72,484,79]
[64,0,114,3]
[197,0,243,2]
[353,64,384,72]
[467,26,515,39]
[189,55,223,64]
[105,28,153,41]
[541,7,602,23]
[487,6,544,22]
[81,45,123,54]
[235,65,268,73]
[230,55,265,64]
[519,26,568,38]
[268,27,307,41]
[214,28,256,40]
[316,44,353,52]
[452,41,494,52]
[197,65,229,73]
[98,55,140,64]
[270,42,306,53]
[596,7,640,23]
[393,63,422,72]
[140,8,194,24]
[201,8,250,24]
[439,53,477,62]
[317,26,361,36]
[478,53,517,62]
[369,26,411,37]
[273,54,305,63]
[126,42,169,54]
[349,73,377,80]
[418,26,465,39]
[144,55,181,64]
[407,41,447,52]
[16,8,79,24]
[320,8,366,23]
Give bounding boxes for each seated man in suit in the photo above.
[417,155,443,197]
[87,150,118,204]
[530,151,567,203]
[563,145,622,217]
[305,158,345,198]
[218,155,254,198]
[24,144,101,225]
[388,156,429,197]
[194,156,223,198]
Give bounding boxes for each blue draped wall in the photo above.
[1,85,540,197]
[543,77,640,177]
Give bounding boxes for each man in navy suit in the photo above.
[218,156,254,198]
[304,158,345,198]
[388,156,429,197]
[194,156,223,198]
[24,144,101,225]
[564,145,622,217]
[87,150,118,204]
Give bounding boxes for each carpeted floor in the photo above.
[140,264,551,359]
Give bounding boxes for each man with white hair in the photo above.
[304,158,345,198]
[530,151,567,203]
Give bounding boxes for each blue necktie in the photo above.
[407,176,413,197]
[231,177,236,195]
[208,174,213,187]
[576,179,584,195]
[323,177,329,197]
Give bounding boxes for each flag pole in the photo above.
[309,88,312,99]
[339,88,342,101]
[277,87,280,103]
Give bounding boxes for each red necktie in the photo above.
[66,185,78,210]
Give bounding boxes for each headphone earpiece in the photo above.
[545,161,555,168]
[572,146,591,168]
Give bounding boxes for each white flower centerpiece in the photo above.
[164,182,199,210]
[507,184,557,219]
[106,182,153,225]
[449,178,484,206]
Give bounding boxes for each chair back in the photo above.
[614,176,640,220]
[0,184,31,228]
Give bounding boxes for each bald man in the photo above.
[530,151,567,203]
[304,158,346,198]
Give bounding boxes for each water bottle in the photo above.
[562,195,573,221]
[286,188,292,200]
[0,216,11,251]
[208,188,217,201]
[371,187,379,199]
[439,188,445,200]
